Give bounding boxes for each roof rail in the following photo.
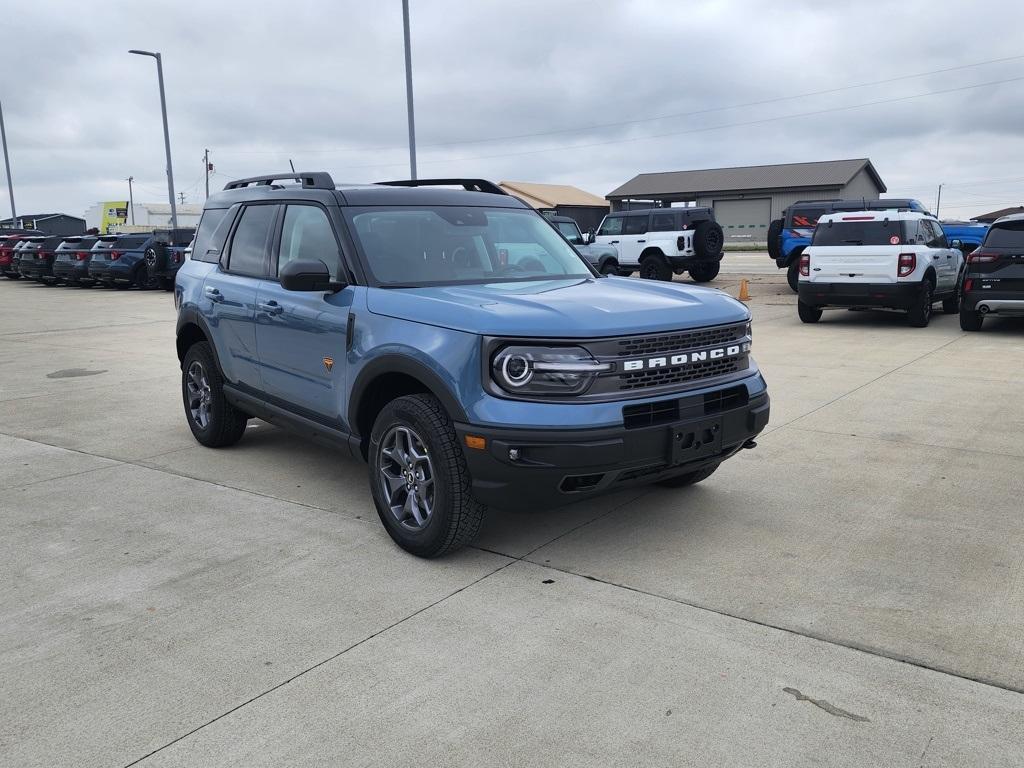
[377,178,508,196]
[223,172,335,191]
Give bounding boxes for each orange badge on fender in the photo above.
[323,357,334,372]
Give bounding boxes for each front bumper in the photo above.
[799,281,920,309]
[962,291,1024,316]
[455,389,769,511]
[667,253,720,270]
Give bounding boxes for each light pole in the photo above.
[402,0,417,179]
[935,183,943,217]
[129,50,178,230]
[126,176,135,224]
[0,99,16,227]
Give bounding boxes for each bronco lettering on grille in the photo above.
[622,342,751,371]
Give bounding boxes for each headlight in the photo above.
[491,345,611,396]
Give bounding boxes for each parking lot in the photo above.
[2,272,1023,766]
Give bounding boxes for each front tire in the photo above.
[798,301,822,323]
[181,341,248,447]
[688,260,720,283]
[907,281,933,328]
[368,394,485,558]
[657,464,719,488]
[599,260,618,276]
[959,305,984,331]
[639,254,672,281]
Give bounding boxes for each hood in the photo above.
[366,277,749,337]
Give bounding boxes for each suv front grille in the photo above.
[616,324,746,356]
[619,357,744,391]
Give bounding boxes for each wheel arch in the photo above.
[175,310,225,376]
[349,355,468,460]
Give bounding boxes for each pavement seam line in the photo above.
[522,559,1024,697]
[778,334,967,430]
[782,423,1024,462]
[122,556,518,767]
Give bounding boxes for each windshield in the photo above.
[812,220,907,246]
[984,220,1024,249]
[345,206,593,286]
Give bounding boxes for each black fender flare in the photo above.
[348,354,469,438]
[175,306,226,375]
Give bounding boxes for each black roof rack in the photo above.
[224,172,335,191]
[377,178,508,196]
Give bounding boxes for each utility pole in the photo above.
[935,183,943,217]
[178,191,186,205]
[127,176,135,224]
[0,99,16,227]
[204,148,210,200]
[289,158,296,173]
[402,0,417,180]
[129,50,178,230]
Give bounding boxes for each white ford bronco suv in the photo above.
[797,209,965,327]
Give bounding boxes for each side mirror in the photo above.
[950,239,963,250]
[280,259,346,292]
[582,231,594,245]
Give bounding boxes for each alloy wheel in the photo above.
[378,425,435,531]
[185,361,213,429]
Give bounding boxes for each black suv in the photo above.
[52,236,98,285]
[17,235,66,283]
[87,231,195,289]
[959,213,1024,331]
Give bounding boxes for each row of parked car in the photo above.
[795,207,1024,332]
[0,228,195,290]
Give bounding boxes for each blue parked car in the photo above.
[768,198,930,291]
[174,174,770,556]
[87,229,195,289]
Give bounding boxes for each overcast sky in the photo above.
[2,0,1022,221]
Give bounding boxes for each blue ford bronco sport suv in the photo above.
[174,173,770,557]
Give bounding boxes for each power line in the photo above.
[334,73,1024,171]
[214,52,1024,158]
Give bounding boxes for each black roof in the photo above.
[786,198,927,213]
[207,173,527,210]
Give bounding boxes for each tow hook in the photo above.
[742,439,758,450]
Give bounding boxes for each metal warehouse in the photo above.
[606,158,887,242]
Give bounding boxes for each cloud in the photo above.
[1,0,1022,220]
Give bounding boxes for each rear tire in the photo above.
[907,281,933,328]
[798,301,822,324]
[599,260,618,276]
[688,260,720,283]
[766,219,783,261]
[693,220,724,258]
[639,253,672,281]
[959,305,983,331]
[3,273,20,280]
[943,271,963,314]
[368,393,485,558]
[787,262,801,292]
[181,341,248,448]
[656,464,719,488]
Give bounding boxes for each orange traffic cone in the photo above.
[738,279,750,302]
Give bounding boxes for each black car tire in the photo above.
[959,305,984,331]
[181,341,248,448]
[656,463,719,488]
[942,272,963,314]
[161,277,175,291]
[693,220,724,258]
[599,260,618,276]
[767,218,783,261]
[368,393,485,558]
[639,253,672,281]
[787,261,801,293]
[3,273,20,280]
[688,261,720,283]
[907,280,933,328]
[798,301,822,323]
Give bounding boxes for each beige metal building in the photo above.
[499,181,610,233]
[606,159,887,242]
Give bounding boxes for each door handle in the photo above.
[609,240,619,244]
[637,239,646,243]
[204,286,223,302]
[258,300,283,315]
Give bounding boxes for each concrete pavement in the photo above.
[1,276,1022,766]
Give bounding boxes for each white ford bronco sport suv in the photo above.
[594,207,724,283]
[797,209,964,327]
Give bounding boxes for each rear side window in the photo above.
[191,208,231,263]
[812,220,906,246]
[226,205,277,276]
[623,215,648,235]
[278,205,340,279]
[788,208,828,228]
[984,220,1024,248]
[598,216,623,236]
[650,213,676,232]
